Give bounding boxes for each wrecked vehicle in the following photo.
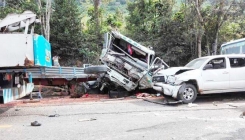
[153,54,245,103]
[84,31,169,94]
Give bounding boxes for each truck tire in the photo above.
[109,90,128,98]
[84,65,107,74]
[177,83,197,104]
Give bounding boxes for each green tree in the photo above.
[50,0,83,66]
[126,0,195,66]
[106,8,123,29]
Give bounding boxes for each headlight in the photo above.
[166,75,184,85]
[166,75,176,83]
[152,76,165,82]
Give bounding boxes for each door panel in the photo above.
[202,69,229,90]
[201,57,229,91]
[229,57,245,89]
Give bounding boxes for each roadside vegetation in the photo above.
[1,0,245,66]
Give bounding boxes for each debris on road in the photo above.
[225,103,238,108]
[78,118,96,122]
[48,114,60,117]
[187,103,199,107]
[23,99,40,103]
[15,108,21,111]
[239,111,245,118]
[130,96,137,99]
[143,98,182,106]
[70,93,82,98]
[156,93,161,97]
[100,98,125,102]
[31,121,41,126]
[212,102,218,106]
[82,93,89,98]
[136,93,152,99]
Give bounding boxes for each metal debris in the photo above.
[78,118,96,122]
[225,103,238,108]
[143,98,182,106]
[15,108,21,111]
[187,103,199,107]
[48,114,60,117]
[100,98,124,102]
[31,121,41,126]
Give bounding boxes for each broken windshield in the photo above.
[185,57,209,69]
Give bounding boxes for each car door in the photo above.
[138,57,169,88]
[201,57,230,91]
[229,57,245,89]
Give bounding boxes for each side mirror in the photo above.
[203,64,213,70]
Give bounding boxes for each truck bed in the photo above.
[0,66,94,79]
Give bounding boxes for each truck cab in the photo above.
[85,31,169,92]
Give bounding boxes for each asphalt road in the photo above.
[1,94,245,140]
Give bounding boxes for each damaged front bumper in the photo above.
[153,82,182,99]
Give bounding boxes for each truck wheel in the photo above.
[109,90,128,98]
[177,84,197,104]
[84,65,107,74]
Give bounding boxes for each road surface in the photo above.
[1,93,245,140]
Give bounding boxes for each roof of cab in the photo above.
[111,31,155,55]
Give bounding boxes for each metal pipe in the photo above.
[24,19,30,34]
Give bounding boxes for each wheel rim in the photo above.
[183,87,194,100]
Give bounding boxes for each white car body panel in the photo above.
[229,67,245,89]
[156,67,193,75]
[201,69,230,90]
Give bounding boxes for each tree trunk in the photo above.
[37,0,51,41]
[213,31,219,55]
[207,44,210,56]
[206,37,210,56]
[37,0,44,35]
[193,0,204,58]
[45,0,51,41]
[197,31,202,57]
[93,0,101,36]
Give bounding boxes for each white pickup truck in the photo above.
[153,54,245,103]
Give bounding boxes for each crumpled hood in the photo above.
[155,67,193,76]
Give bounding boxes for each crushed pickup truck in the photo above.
[84,31,169,94]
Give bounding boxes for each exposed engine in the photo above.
[102,53,142,82]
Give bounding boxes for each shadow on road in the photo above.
[140,92,245,106]
[0,107,10,115]
[195,92,245,103]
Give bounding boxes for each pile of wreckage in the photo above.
[82,31,169,99]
